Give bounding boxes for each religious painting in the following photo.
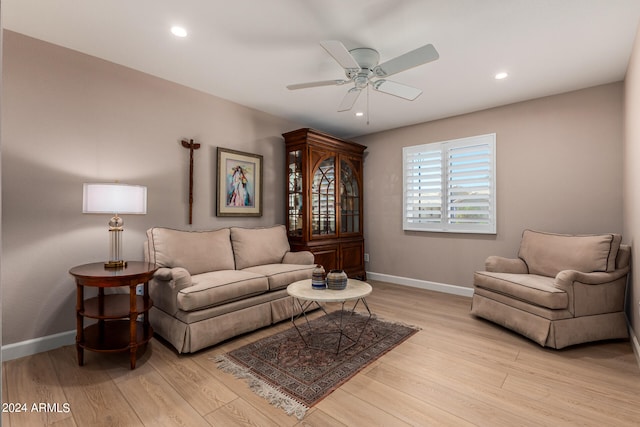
[216,147,263,217]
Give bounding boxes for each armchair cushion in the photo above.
[485,256,528,274]
[474,271,568,309]
[518,230,621,277]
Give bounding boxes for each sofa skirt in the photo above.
[151,293,307,353]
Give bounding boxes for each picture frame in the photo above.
[216,147,263,217]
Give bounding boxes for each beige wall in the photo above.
[1,29,632,351]
[623,24,640,349]
[1,31,303,345]
[355,83,624,288]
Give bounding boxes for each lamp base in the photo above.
[104,260,127,268]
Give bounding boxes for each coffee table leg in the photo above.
[331,298,374,354]
[291,299,318,346]
[352,297,374,344]
[291,298,374,354]
[334,304,344,353]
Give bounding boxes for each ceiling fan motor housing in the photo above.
[349,47,380,69]
[346,47,380,83]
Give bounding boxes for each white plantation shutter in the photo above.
[404,146,443,224]
[403,134,496,234]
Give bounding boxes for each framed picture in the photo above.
[216,147,263,216]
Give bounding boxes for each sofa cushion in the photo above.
[474,271,568,310]
[518,230,621,277]
[230,225,291,270]
[147,227,235,275]
[177,270,268,312]
[243,263,315,291]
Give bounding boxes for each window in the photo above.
[403,133,496,234]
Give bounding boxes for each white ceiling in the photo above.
[4,0,640,139]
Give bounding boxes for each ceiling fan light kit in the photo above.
[287,40,439,113]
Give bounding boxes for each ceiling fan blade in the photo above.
[373,80,422,100]
[338,87,362,112]
[320,40,361,71]
[287,79,348,90]
[374,44,439,77]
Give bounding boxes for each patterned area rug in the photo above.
[214,310,419,419]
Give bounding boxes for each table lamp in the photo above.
[82,183,147,268]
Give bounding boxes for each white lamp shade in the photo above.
[83,183,147,214]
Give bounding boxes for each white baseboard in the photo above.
[2,330,75,362]
[366,271,474,298]
[7,276,635,366]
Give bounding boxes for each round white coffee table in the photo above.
[287,278,373,354]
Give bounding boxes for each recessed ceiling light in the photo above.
[355,112,365,117]
[171,26,188,38]
[495,72,508,80]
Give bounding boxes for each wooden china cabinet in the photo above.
[283,128,366,279]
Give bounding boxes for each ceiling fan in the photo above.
[287,40,439,112]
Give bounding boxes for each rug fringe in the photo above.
[212,354,309,420]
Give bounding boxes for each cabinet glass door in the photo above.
[287,150,303,237]
[312,157,336,236]
[340,159,360,233]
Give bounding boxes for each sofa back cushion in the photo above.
[231,225,291,269]
[146,227,235,275]
[518,230,622,277]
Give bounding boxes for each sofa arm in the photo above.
[485,256,529,274]
[154,267,173,281]
[150,267,193,316]
[282,250,315,265]
[154,267,193,288]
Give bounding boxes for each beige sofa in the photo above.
[471,230,630,349]
[144,225,316,353]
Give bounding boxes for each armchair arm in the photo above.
[282,250,315,265]
[555,267,629,287]
[554,267,629,317]
[485,256,528,274]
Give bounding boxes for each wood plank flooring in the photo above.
[3,281,640,426]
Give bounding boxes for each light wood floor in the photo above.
[3,281,640,426]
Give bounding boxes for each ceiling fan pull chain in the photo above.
[367,85,370,126]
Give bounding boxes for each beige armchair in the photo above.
[471,230,630,349]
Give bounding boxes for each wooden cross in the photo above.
[181,138,201,224]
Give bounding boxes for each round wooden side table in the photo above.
[69,261,157,369]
